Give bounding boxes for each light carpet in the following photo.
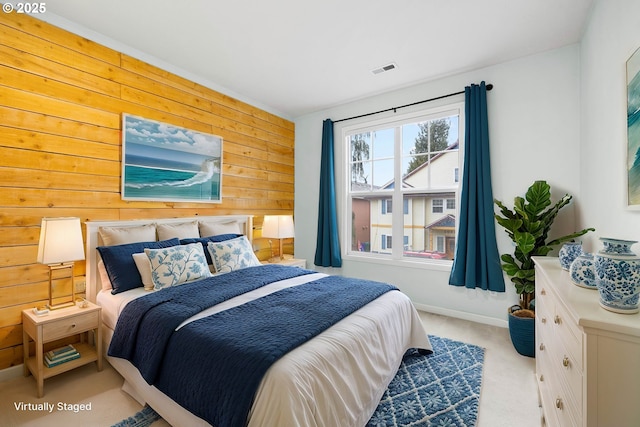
[112,335,484,427]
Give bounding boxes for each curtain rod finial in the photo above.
[486,83,494,91]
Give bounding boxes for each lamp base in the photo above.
[47,263,76,310]
[47,301,75,310]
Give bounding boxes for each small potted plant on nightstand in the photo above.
[494,180,594,357]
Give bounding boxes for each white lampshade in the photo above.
[262,215,295,239]
[37,217,85,265]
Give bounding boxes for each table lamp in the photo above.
[262,215,295,262]
[37,217,85,309]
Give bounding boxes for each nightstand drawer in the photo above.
[42,311,99,342]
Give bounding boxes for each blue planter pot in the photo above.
[508,305,535,358]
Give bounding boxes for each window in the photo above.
[446,198,455,210]
[345,104,463,262]
[432,199,443,213]
[382,199,392,214]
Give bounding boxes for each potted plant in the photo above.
[494,180,594,356]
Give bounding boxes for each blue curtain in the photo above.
[449,82,504,292]
[314,119,342,267]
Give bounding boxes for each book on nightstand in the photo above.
[44,345,80,367]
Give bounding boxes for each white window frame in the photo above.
[340,103,464,268]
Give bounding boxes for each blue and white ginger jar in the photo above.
[594,237,640,314]
[559,242,583,270]
[569,252,596,289]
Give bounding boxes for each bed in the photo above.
[85,215,431,427]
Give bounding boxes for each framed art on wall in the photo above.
[627,47,640,208]
[121,114,223,203]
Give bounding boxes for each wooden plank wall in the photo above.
[0,12,295,371]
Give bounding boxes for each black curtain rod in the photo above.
[333,83,493,124]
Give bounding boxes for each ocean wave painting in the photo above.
[628,47,640,207]
[122,114,222,203]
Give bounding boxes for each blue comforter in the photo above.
[109,265,398,427]
[109,264,313,382]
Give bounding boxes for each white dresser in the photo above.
[533,257,640,427]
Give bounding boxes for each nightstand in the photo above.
[22,302,102,397]
[264,258,307,268]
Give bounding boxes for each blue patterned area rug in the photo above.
[111,404,161,427]
[367,335,485,427]
[112,335,484,427]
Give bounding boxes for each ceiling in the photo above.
[42,0,594,119]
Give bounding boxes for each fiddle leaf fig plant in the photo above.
[494,180,595,309]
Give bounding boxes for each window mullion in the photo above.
[392,126,403,258]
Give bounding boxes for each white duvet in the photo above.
[98,271,431,427]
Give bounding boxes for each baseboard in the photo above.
[0,364,23,383]
[414,303,509,329]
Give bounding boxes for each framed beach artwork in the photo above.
[628,47,640,208]
[121,114,223,203]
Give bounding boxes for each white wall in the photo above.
[295,45,582,326]
[580,0,640,253]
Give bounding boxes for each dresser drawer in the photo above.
[550,337,582,412]
[538,344,580,427]
[549,303,582,372]
[42,311,99,342]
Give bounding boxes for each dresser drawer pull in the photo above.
[554,315,561,325]
[555,398,563,410]
[541,289,546,295]
[562,356,570,368]
[541,317,547,324]
[71,323,76,328]
[539,343,545,351]
[540,374,544,382]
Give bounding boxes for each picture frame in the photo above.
[121,114,223,203]
[627,47,640,208]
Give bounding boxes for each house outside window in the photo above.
[345,104,463,262]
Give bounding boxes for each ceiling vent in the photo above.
[371,62,397,75]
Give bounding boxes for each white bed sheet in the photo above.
[98,271,431,427]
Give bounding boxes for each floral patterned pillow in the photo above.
[145,243,211,290]
[207,236,261,273]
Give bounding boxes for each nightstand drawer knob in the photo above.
[562,356,570,368]
[539,343,545,351]
[71,323,76,328]
[541,317,547,324]
[555,398,563,410]
[554,315,561,325]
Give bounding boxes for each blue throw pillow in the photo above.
[180,234,243,265]
[97,238,180,294]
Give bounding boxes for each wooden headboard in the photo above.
[84,215,254,303]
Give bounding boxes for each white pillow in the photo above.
[99,224,157,245]
[207,236,261,274]
[132,253,154,291]
[157,221,199,241]
[199,221,242,237]
[145,243,211,290]
[97,260,112,291]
